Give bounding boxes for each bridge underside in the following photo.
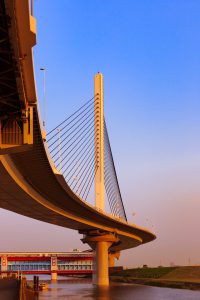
[0,0,22,117]
[0,154,145,253]
[0,107,154,253]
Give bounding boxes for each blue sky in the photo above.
[34,0,200,163]
[1,0,200,267]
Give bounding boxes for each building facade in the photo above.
[0,251,93,280]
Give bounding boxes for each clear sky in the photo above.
[1,0,200,267]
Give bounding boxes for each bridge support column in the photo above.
[51,256,58,280]
[93,240,111,286]
[1,256,8,276]
[82,232,119,286]
[51,272,57,280]
[108,251,120,268]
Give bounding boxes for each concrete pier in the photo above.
[82,232,119,286]
[51,256,58,280]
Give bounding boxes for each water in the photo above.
[26,275,200,300]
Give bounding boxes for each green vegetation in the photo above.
[162,266,200,282]
[112,266,177,279]
[110,266,200,290]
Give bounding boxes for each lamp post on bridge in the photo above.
[40,67,46,128]
[57,128,62,173]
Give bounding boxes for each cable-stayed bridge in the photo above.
[0,0,155,285]
[47,91,126,220]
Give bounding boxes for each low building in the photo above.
[0,251,93,280]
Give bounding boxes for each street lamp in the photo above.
[57,128,62,172]
[40,67,46,128]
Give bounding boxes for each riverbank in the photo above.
[110,266,200,291]
[0,278,20,300]
[0,277,37,300]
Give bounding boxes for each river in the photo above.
[26,275,200,300]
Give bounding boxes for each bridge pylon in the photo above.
[94,72,105,211]
[81,73,120,286]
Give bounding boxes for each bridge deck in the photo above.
[0,106,155,251]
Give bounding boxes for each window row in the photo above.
[6,265,92,271]
[58,260,93,265]
[8,265,51,271]
[8,261,50,265]
[58,265,92,270]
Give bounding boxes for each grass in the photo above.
[112,266,177,279]
[110,266,200,291]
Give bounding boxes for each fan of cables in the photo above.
[46,96,98,200]
[46,96,127,221]
[104,121,127,220]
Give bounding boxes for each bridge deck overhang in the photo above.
[0,108,155,252]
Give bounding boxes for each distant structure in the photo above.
[0,251,93,280]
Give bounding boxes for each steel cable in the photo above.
[47,95,98,137]
[54,119,95,166]
[74,156,97,195]
[84,165,98,201]
[104,120,127,220]
[82,164,98,200]
[50,108,97,154]
[49,105,97,149]
[63,138,94,177]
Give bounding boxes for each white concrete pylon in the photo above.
[94,73,104,211]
